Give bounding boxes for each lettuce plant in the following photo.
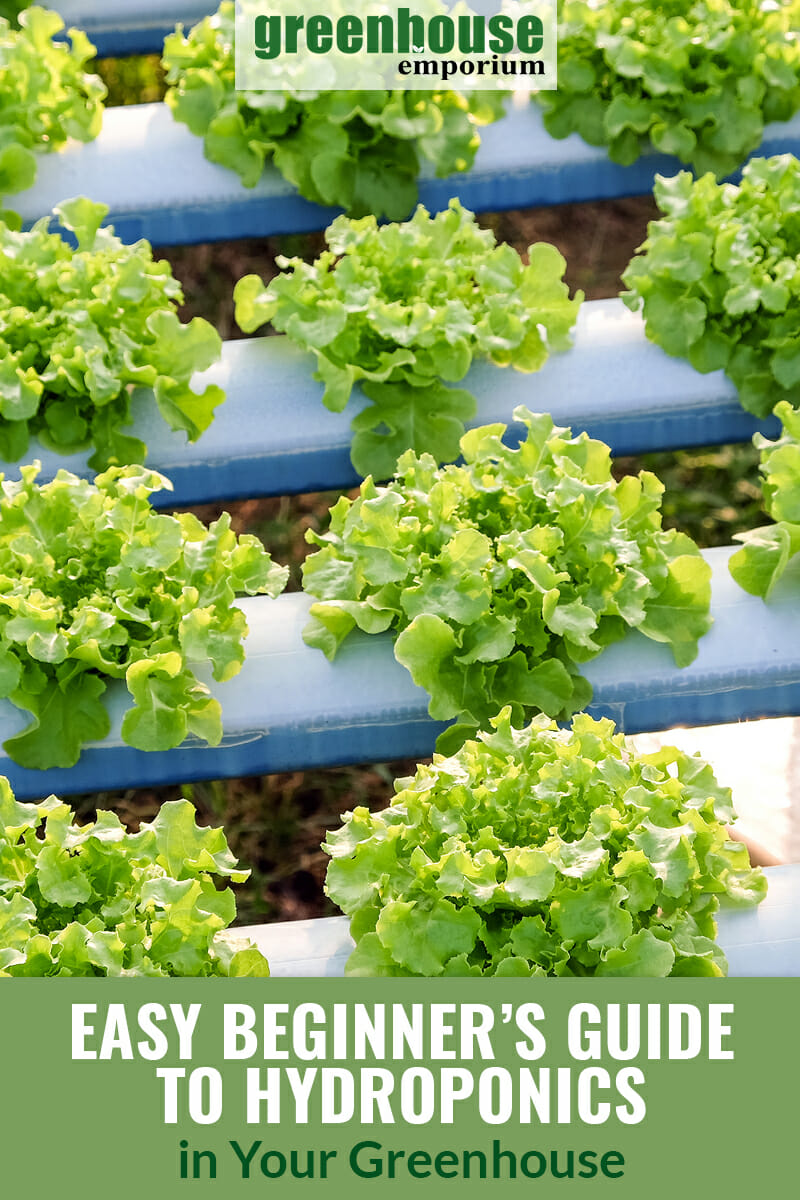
[730,400,800,597]
[538,0,800,179]
[303,407,712,752]
[235,199,582,479]
[162,1,503,221]
[0,6,105,199]
[623,158,800,419]
[0,463,288,769]
[0,786,270,977]
[325,709,766,977]
[0,197,225,469]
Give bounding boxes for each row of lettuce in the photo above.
[0,183,785,976]
[4,182,799,614]
[1,713,766,978]
[3,2,800,212]
[2,2,799,978]
[2,185,798,769]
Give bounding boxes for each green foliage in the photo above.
[325,709,766,977]
[0,197,225,469]
[0,463,288,769]
[730,400,800,596]
[538,0,800,179]
[0,784,271,976]
[94,54,166,108]
[0,2,26,28]
[303,407,712,751]
[0,6,105,198]
[623,158,800,419]
[623,442,763,549]
[162,1,503,220]
[235,199,582,479]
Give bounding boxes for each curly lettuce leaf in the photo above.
[623,157,800,419]
[730,400,800,596]
[302,407,712,746]
[0,7,105,196]
[0,785,270,977]
[0,463,289,768]
[539,0,800,179]
[0,198,225,469]
[324,709,766,977]
[235,199,582,479]
[162,1,501,219]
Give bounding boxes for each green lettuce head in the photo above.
[325,710,766,978]
[0,785,271,977]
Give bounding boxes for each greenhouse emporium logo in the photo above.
[235,1,557,92]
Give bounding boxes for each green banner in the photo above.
[2,978,796,1197]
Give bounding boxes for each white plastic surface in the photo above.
[18,299,772,506]
[1,548,799,800]
[14,103,800,244]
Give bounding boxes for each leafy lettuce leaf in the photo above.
[0,198,226,469]
[0,462,288,768]
[538,0,800,179]
[0,6,105,198]
[302,407,712,747]
[0,783,270,977]
[162,1,504,220]
[235,199,582,478]
[325,709,766,977]
[730,399,800,596]
[623,157,800,418]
